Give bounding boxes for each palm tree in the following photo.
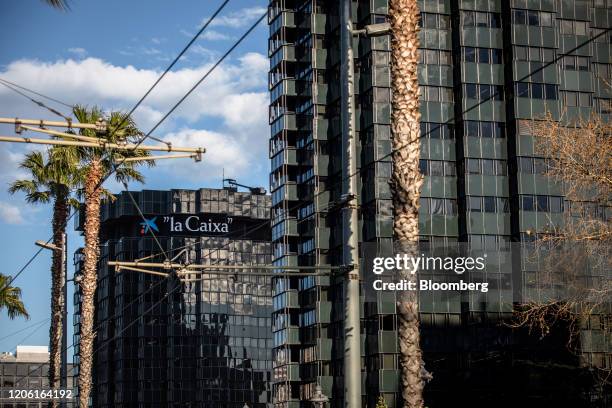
[72,106,152,407]
[9,147,81,401]
[0,273,29,319]
[389,1,426,407]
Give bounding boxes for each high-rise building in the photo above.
[0,345,76,408]
[73,188,273,408]
[268,1,610,407]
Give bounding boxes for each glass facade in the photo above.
[73,188,273,408]
[268,0,611,407]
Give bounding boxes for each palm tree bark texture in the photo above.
[78,158,102,408]
[49,189,68,407]
[389,1,425,407]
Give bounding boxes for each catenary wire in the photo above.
[4,0,240,286]
[5,22,608,385]
[0,77,73,108]
[0,318,51,343]
[135,28,612,264]
[0,79,72,121]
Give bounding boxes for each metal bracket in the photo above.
[339,264,360,280]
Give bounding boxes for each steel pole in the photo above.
[340,0,362,406]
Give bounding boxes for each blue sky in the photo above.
[0,0,270,354]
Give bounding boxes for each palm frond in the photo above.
[0,274,29,320]
[42,0,69,10]
[8,179,40,196]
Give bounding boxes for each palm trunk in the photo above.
[389,1,425,407]
[78,158,102,408]
[48,189,68,408]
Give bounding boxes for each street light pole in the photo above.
[35,236,68,407]
[340,0,362,407]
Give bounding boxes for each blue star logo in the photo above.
[140,217,159,235]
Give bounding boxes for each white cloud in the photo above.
[0,147,26,184]
[0,201,24,224]
[201,30,233,41]
[0,53,271,190]
[67,47,87,58]
[204,6,267,29]
[160,128,251,182]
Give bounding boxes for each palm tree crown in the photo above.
[0,274,29,320]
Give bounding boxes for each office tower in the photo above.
[73,188,273,408]
[268,1,610,407]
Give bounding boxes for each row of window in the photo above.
[420,13,450,30]
[594,63,612,79]
[515,82,558,100]
[559,19,589,36]
[521,195,564,213]
[419,160,456,177]
[420,85,453,102]
[468,196,510,213]
[464,83,504,101]
[462,47,502,64]
[465,158,508,176]
[514,46,555,63]
[419,198,457,216]
[418,49,452,66]
[461,11,501,28]
[518,157,549,174]
[512,9,554,27]
[420,122,455,139]
[561,55,590,72]
[561,90,593,108]
[464,120,506,138]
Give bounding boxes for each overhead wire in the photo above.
[6,5,272,384]
[5,0,238,286]
[134,28,612,266]
[5,18,609,389]
[0,79,72,121]
[0,77,73,108]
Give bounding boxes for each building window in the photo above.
[418,49,452,65]
[514,46,555,62]
[518,157,549,174]
[558,19,588,35]
[461,11,501,28]
[420,198,457,215]
[420,13,450,30]
[420,85,454,102]
[561,91,592,107]
[464,158,507,175]
[420,122,455,139]
[593,63,612,79]
[592,27,612,43]
[419,160,456,177]
[462,47,502,64]
[468,196,510,213]
[561,55,590,71]
[464,84,504,101]
[512,9,554,27]
[515,82,558,100]
[594,0,612,7]
[520,195,564,213]
[595,98,612,114]
[463,120,506,138]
